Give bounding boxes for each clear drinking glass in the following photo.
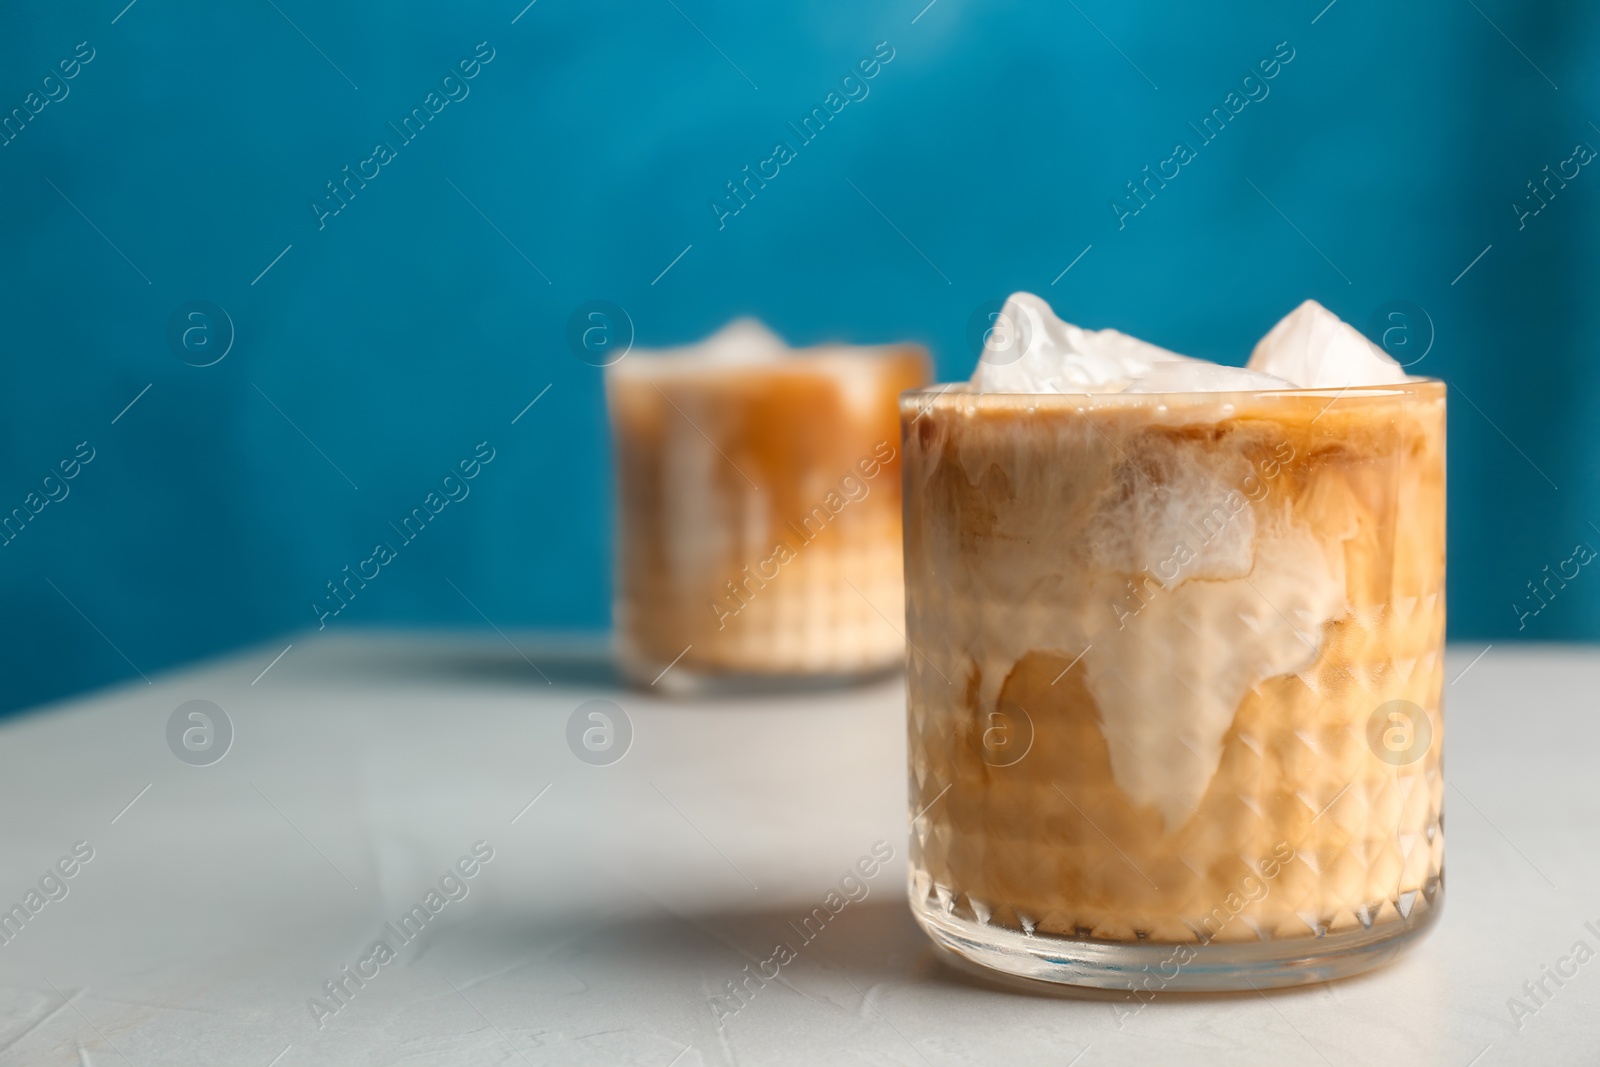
[608,344,929,691]
[901,380,1446,990]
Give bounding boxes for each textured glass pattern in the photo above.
[902,383,1446,957]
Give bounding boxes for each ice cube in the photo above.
[607,318,791,382]
[1247,300,1408,389]
[672,318,789,363]
[970,292,1292,394]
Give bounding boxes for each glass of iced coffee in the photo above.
[903,294,1445,991]
[608,320,929,691]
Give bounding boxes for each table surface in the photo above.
[0,633,1595,1067]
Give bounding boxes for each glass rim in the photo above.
[899,377,1445,405]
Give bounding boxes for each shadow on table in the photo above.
[301,634,904,703]
[296,636,624,689]
[455,898,1365,1012]
[398,646,622,689]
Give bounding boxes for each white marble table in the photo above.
[0,634,1594,1066]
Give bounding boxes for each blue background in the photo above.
[2,0,1596,716]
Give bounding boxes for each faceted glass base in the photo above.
[913,888,1442,992]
